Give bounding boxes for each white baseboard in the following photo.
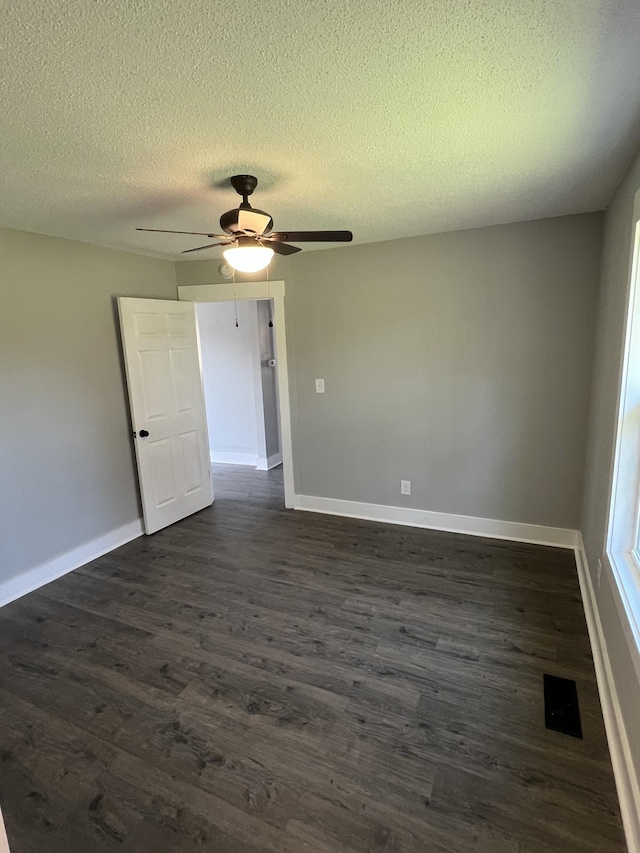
[294,494,578,549]
[212,451,282,470]
[0,519,144,609]
[256,452,283,471]
[210,451,258,466]
[574,536,640,853]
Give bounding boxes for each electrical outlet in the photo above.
[315,378,325,394]
[597,559,602,588]
[400,480,411,495]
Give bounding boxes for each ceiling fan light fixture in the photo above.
[137,174,353,260]
[223,239,274,273]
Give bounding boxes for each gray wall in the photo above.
[176,255,290,288]
[197,301,262,458]
[284,214,602,528]
[0,227,177,583]
[581,147,640,784]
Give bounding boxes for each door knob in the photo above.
[139,429,149,437]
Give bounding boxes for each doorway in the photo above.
[178,279,296,509]
[196,298,284,501]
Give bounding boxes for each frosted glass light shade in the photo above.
[223,244,274,273]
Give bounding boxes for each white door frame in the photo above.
[177,280,295,509]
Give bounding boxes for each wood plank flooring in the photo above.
[0,465,625,852]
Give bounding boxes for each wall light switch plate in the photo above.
[315,379,325,394]
[401,480,411,495]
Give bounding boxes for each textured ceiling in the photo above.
[2,0,640,260]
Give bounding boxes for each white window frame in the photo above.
[607,195,640,656]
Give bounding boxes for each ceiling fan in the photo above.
[136,174,353,272]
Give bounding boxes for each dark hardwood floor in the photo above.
[0,465,625,852]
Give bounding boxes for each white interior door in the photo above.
[118,297,213,534]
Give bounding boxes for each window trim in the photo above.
[607,198,640,658]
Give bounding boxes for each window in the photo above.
[607,213,640,651]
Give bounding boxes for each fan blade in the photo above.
[268,230,352,243]
[136,228,228,238]
[267,241,302,256]
[182,242,233,254]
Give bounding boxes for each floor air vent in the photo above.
[543,674,583,738]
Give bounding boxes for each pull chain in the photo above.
[232,268,239,327]
[267,263,273,327]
